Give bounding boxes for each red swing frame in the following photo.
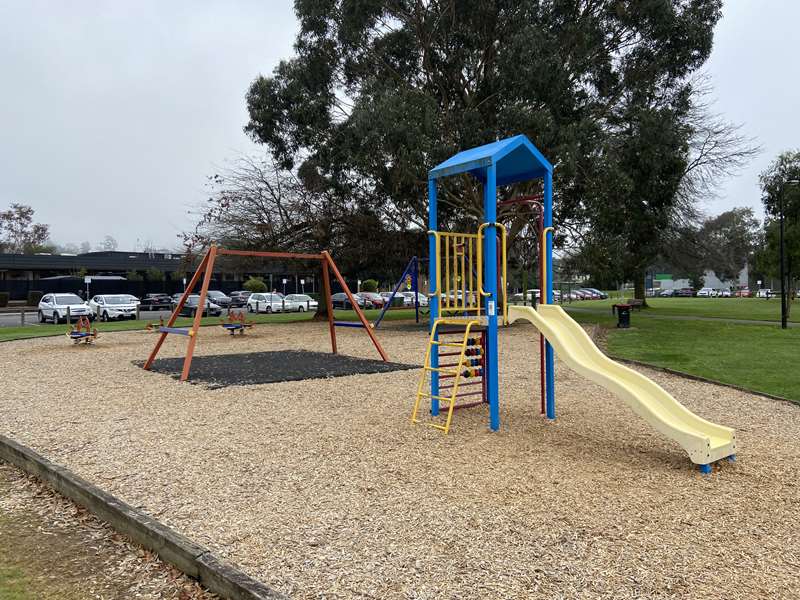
[143,246,388,381]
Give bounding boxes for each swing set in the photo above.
[143,246,387,381]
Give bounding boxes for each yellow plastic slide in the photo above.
[508,304,736,466]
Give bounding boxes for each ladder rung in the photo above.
[440,380,483,390]
[431,341,464,347]
[424,366,457,374]
[417,393,455,402]
[427,423,448,431]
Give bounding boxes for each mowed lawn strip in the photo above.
[567,310,800,403]
[0,308,421,343]
[562,296,800,322]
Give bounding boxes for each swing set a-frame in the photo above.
[143,245,388,382]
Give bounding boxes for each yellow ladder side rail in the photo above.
[439,319,477,434]
[411,319,440,425]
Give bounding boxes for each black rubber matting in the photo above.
[141,350,417,388]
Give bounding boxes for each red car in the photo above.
[735,288,752,298]
[357,292,385,308]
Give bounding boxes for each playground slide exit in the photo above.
[508,305,736,466]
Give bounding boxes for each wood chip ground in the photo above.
[0,321,797,599]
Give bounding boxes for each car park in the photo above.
[578,289,601,299]
[246,292,285,313]
[139,293,173,311]
[380,291,408,306]
[719,289,732,297]
[676,288,694,297]
[331,292,368,309]
[358,292,385,308]
[88,294,139,321]
[228,291,252,307]
[284,294,318,312]
[659,289,675,297]
[400,291,427,306]
[179,295,223,317]
[581,287,608,299]
[735,288,751,297]
[38,293,94,323]
[697,287,717,297]
[206,290,232,308]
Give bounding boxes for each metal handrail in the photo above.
[540,226,554,305]
[476,222,508,324]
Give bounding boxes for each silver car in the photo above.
[88,294,138,321]
[247,292,285,313]
[38,293,93,323]
[284,294,318,312]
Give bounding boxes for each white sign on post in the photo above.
[84,276,91,284]
[488,300,496,316]
[300,279,305,285]
[757,280,762,285]
[282,279,287,284]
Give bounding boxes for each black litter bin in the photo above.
[612,303,632,329]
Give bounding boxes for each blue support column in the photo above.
[484,165,500,431]
[428,178,440,416]
[544,169,556,420]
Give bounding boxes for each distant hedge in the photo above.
[27,290,43,306]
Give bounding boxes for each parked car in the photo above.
[697,287,717,297]
[331,292,367,309]
[676,288,695,297]
[578,289,601,300]
[380,291,408,306]
[139,293,173,311]
[659,289,675,297]
[735,288,752,298]
[88,294,139,321]
[284,294,318,312]
[123,294,140,305]
[756,288,773,298]
[206,290,232,308]
[228,290,252,307]
[400,291,428,306]
[38,293,94,323]
[246,292,285,313]
[581,287,608,299]
[719,289,732,298]
[179,295,222,317]
[358,292,385,308]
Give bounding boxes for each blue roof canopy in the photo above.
[429,134,552,186]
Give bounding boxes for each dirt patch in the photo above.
[0,463,215,600]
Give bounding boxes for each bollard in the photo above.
[256,300,259,314]
[282,298,285,312]
[20,310,25,326]
[135,305,140,320]
[307,299,310,312]
[66,306,71,323]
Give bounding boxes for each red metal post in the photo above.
[321,258,337,354]
[143,249,210,371]
[322,251,388,361]
[181,245,218,381]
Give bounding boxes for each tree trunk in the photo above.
[633,271,649,307]
[312,262,330,321]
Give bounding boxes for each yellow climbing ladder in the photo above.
[411,318,481,434]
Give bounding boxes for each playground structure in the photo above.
[66,316,98,344]
[371,256,422,329]
[415,134,736,471]
[143,247,387,381]
[219,311,254,335]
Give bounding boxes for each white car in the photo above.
[400,291,428,306]
[719,289,732,298]
[247,292,286,313]
[284,294,318,312]
[697,287,716,297]
[88,294,139,321]
[38,293,94,323]
[756,288,773,298]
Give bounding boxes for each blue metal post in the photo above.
[413,256,419,323]
[428,178,440,416]
[544,169,556,420]
[484,165,500,431]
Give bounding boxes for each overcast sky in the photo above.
[1,2,798,251]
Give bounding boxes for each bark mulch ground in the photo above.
[1,320,798,599]
[142,350,417,388]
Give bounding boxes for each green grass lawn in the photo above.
[561,295,800,323]
[567,309,800,403]
[0,308,421,343]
